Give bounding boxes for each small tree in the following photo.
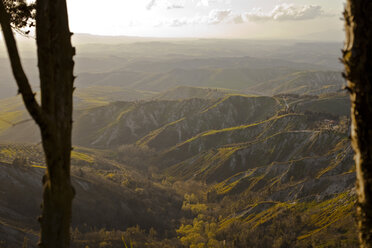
[343,1,372,247]
[0,0,75,247]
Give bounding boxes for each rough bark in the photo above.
[0,0,75,247]
[343,1,372,247]
[36,0,75,247]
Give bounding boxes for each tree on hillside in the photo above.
[0,0,75,247]
[343,1,372,247]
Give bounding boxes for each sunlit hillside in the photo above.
[0,34,357,248]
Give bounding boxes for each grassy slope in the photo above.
[246,71,345,96]
[0,144,183,247]
[0,91,355,247]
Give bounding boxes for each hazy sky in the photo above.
[67,0,345,40]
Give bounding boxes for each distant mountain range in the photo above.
[0,38,343,99]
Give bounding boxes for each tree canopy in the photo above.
[3,0,35,34]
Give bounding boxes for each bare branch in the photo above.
[0,0,46,128]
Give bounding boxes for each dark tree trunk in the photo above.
[0,0,75,247]
[36,0,74,248]
[37,0,75,246]
[343,1,372,247]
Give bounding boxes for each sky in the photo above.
[67,0,345,40]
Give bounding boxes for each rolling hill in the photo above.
[0,37,355,247]
[0,91,355,247]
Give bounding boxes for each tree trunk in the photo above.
[36,0,75,247]
[0,0,75,247]
[343,1,372,247]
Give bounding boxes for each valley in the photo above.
[0,38,357,247]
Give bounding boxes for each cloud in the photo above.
[195,0,210,7]
[166,19,186,27]
[147,0,185,10]
[156,9,232,27]
[244,4,324,22]
[146,0,157,10]
[154,3,326,28]
[207,9,232,24]
[167,4,184,10]
[232,14,244,24]
[194,0,231,7]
